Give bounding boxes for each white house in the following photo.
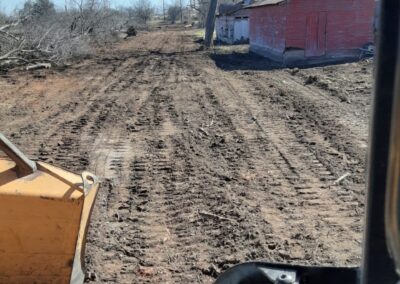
[215,1,251,44]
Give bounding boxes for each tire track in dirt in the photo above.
[35,57,140,171]
[243,72,367,196]
[218,71,362,264]
[84,34,192,283]
[85,61,176,282]
[1,56,128,164]
[161,56,282,280]
[180,57,362,266]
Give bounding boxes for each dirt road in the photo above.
[0,29,373,283]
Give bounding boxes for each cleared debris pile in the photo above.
[0,17,89,70]
[0,1,128,71]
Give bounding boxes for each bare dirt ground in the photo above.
[0,29,373,283]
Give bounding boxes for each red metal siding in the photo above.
[250,0,375,58]
[249,4,287,54]
[285,15,306,49]
[305,12,327,57]
[325,1,374,53]
[286,0,374,56]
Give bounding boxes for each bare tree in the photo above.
[190,0,241,28]
[189,0,209,27]
[69,0,107,35]
[33,0,56,18]
[168,5,181,24]
[131,0,154,26]
[19,0,55,19]
[0,5,7,25]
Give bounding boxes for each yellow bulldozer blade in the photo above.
[0,133,99,284]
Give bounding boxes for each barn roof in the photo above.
[218,2,245,16]
[245,0,285,8]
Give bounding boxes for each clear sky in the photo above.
[1,0,171,14]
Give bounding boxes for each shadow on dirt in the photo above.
[210,52,283,71]
[210,51,371,71]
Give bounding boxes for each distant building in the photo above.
[215,1,252,44]
[246,0,375,65]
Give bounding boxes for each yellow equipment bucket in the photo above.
[0,133,99,284]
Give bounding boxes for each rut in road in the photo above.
[0,30,371,283]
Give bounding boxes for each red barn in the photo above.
[246,0,375,65]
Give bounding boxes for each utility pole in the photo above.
[180,0,183,23]
[188,1,191,23]
[204,0,218,47]
[163,0,165,22]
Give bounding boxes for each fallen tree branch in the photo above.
[0,40,25,61]
[332,172,351,186]
[0,21,21,32]
[21,49,52,55]
[30,58,59,65]
[0,29,19,41]
[37,25,56,49]
[2,56,30,63]
[198,210,236,222]
[199,127,209,136]
[26,63,52,71]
